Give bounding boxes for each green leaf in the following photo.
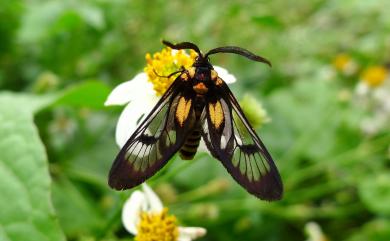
[52,178,104,237]
[52,133,118,236]
[77,4,105,30]
[359,173,390,216]
[54,81,111,109]
[346,219,390,241]
[0,92,65,241]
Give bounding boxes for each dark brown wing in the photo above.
[201,82,283,200]
[109,77,196,190]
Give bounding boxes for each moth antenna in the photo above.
[153,68,184,79]
[205,46,272,67]
[162,40,202,57]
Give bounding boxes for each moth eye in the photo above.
[187,67,196,78]
[210,70,218,80]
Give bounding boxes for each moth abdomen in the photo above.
[179,129,201,160]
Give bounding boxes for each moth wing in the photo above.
[202,82,283,200]
[109,78,196,190]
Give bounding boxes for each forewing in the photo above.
[109,79,196,190]
[202,83,283,200]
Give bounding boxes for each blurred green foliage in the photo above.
[1,0,390,241]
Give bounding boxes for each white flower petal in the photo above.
[105,73,154,106]
[178,227,207,241]
[372,86,390,112]
[214,66,236,84]
[122,190,146,235]
[372,87,387,102]
[142,183,163,212]
[305,222,326,241]
[172,49,179,55]
[361,117,381,135]
[197,139,210,154]
[115,94,158,147]
[343,61,358,76]
[177,237,191,241]
[355,81,369,96]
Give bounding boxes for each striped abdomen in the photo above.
[179,127,201,160]
[180,104,203,160]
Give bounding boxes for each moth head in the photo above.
[161,40,212,69]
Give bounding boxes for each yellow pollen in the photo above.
[135,208,179,241]
[361,66,388,87]
[144,47,197,96]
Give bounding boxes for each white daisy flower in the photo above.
[122,183,206,241]
[105,47,236,147]
[354,66,390,135]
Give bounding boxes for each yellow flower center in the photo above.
[361,66,388,87]
[332,53,352,71]
[144,47,197,96]
[135,208,179,241]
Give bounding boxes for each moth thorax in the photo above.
[193,82,208,94]
[195,67,211,80]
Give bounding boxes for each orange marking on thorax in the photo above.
[193,82,208,94]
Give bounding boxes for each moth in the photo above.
[109,41,283,200]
